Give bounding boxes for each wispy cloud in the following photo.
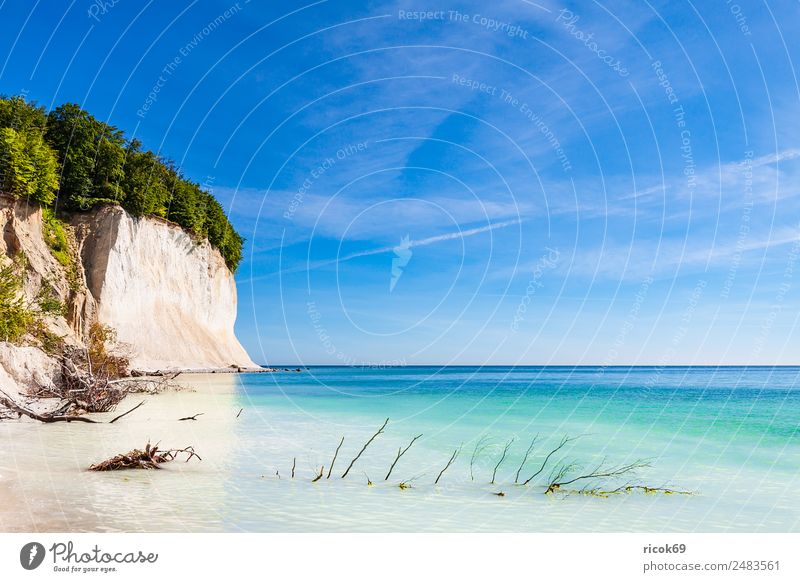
[242,218,522,281]
[332,217,522,262]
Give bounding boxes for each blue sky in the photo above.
[2,0,799,365]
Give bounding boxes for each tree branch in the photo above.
[385,434,423,481]
[514,435,538,484]
[522,435,579,486]
[0,390,98,423]
[178,412,204,421]
[327,436,344,479]
[435,445,461,485]
[491,438,514,484]
[341,418,389,479]
[109,400,145,424]
[545,459,651,494]
[469,435,491,481]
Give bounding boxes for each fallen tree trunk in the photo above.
[0,390,98,424]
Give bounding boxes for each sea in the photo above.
[1,366,798,532]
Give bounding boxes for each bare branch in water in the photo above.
[236,408,243,418]
[514,435,538,484]
[469,435,491,481]
[327,437,344,479]
[178,412,204,421]
[341,418,389,479]
[385,434,423,481]
[435,445,461,485]
[545,459,651,494]
[109,401,146,424]
[491,438,515,484]
[312,465,324,482]
[291,457,296,479]
[523,435,580,486]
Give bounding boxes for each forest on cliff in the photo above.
[0,96,243,271]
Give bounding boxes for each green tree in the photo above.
[26,131,60,204]
[122,140,170,217]
[0,95,48,133]
[45,103,125,208]
[0,127,59,205]
[167,178,204,233]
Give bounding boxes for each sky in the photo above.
[1,0,799,365]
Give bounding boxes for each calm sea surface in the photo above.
[1,366,799,531]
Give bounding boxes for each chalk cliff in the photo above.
[73,206,256,371]
[0,195,256,382]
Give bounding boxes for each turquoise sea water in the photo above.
[2,366,799,532]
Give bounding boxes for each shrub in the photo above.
[0,256,33,343]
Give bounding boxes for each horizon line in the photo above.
[259,363,800,368]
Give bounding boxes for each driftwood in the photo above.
[178,413,204,421]
[522,435,579,486]
[89,443,201,471]
[514,435,538,483]
[114,376,180,395]
[116,371,181,383]
[109,401,146,424]
[327,437,344,479]
[385,434,422,481]
[0,390,149,425]
[435,446,460,485]
[544,459,650,494]
[56,347,128,412]
[0,325,185,424]
[0,390,98,423]
[491,438,514,484]
[469,435,491,481]
[341,418,389,479]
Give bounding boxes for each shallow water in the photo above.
[1,366,799,532]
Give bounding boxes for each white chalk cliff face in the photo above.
[0,195,256,376]
[75,206,256,371]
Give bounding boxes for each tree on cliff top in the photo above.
[0,96,243,272]
[0,97,59,205]
[45,102,126,207]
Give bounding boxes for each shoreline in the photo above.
[131,366,303,376]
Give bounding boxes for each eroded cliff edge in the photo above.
[0,195,256,382]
